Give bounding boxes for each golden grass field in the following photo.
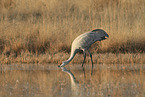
[0,0,145,64]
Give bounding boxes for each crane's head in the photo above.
[58,61,68,67]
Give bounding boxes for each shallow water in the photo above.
[0,64,145,97]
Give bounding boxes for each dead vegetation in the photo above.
[0,0,145,63]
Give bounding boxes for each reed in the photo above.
[0,0,144,63]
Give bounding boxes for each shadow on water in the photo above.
[0,64,145,97]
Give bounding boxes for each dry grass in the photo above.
[0,52,145,64]
[0,0,145,63]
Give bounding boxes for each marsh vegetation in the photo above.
[0,0,145,64]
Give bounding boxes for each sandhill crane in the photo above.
[58,29,109,71]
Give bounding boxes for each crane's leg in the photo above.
[82,50,86,67]
[88,50,93,75]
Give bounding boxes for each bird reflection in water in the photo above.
[60,67,86,97]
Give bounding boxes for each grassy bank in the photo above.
[0,0,145,64]
[0,52,145,64]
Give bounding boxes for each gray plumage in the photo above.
[59,29,109,69]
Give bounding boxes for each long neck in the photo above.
[61,49,77,67]
[66,50,77,63]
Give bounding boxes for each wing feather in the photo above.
[72,30,108,50]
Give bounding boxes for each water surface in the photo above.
[0,64,145,97]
